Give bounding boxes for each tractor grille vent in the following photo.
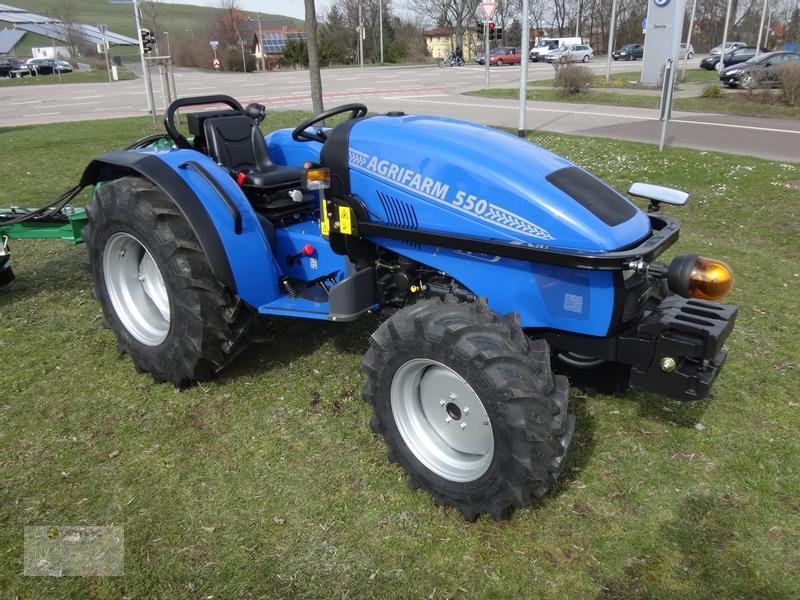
[378,191,419,229]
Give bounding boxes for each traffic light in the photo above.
[139,29,155,54]
[488,22,503,41]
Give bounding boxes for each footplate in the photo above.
[617,296,737,401]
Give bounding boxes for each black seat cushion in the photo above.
[244,169,303,191]
[203,115,305,193]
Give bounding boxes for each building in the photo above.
[423,27,480,61]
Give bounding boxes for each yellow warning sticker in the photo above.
[338,205,352,235]
[320,199,330,236]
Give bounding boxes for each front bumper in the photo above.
[618,295,737,401]
[545,294,737,402]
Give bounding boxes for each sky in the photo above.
[164,0,317,20]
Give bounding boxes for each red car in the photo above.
[485,47,522,66]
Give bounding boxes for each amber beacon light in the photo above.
[668,254,734,301]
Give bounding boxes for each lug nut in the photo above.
[660,357,677,373]
[445,416,452,423]
[462,407,470,415]
[459,423,466,430]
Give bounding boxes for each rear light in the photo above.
[304,167,330,191]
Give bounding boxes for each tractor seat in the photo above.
[203,115,304,192]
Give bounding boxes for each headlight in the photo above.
[667,254,733,301]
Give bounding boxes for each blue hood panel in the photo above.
[345,115,651,253]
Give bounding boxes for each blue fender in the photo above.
[80,148,279,309]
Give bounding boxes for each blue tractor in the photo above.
[76,96,736,520]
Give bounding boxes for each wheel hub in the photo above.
[391,359,494,482]
[103,232,170,346]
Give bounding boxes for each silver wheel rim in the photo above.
[103,232,170,346]
[390,359,494,482]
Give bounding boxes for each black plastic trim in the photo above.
[80,151,237,292]
[178,160,242,234]
[320,116,371,197]
[356,214,680,271]
[546,167,637,227]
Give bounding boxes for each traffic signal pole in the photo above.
[132,0,155,122]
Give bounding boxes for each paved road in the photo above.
[1,59,798,162]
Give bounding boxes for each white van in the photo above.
[530,37,583,62]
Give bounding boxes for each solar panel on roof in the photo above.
[261,30,306,54]
[0,2,137,45]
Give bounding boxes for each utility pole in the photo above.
[257,13,265,71]
[163,31,171,57]
[719,0,733,72]
[358,0,364,68]
[132,0,155,122]
[379,0,384,64]
[484,21,490,86]
[239,38,247,72]
[755,0,768,57]
[605,0,618,80]
[681,0,697,79]
[574,0,581,37]
[518,0,530,137]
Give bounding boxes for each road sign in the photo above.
[479,2,497,21]
[213,58,220,69]
[209,40,219,50]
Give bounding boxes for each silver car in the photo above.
[545,44,593,63]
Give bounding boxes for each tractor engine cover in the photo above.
[337,114,652,253]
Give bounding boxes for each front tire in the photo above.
[362,299,574,521]
[84,176,253,386]
[582,54,589,63]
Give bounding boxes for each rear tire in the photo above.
[83,176,253,386]
[362,298,574,521]
[582,54,589,63]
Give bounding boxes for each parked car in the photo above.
[710,41,746,56]
[481,47,522,66]
[26,58,72,75]
[545,44,593,63]
[0,58,32,77]
[612,43,643,61]
[679,43,695,59]
[719,51,800,88]
[701,47,771,70]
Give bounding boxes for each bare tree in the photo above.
[305,0,325,114]
[140,0,163,49]
[47,0,84,62]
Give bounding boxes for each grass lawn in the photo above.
[1,114,799,598]
[469,87,800,118]
[530,68,719,87]
[0,68,135,87]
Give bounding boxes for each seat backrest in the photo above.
[203,115,273,172]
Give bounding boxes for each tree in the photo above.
[305,0,325,114]
[47,0,84,62]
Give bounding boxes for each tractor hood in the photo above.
[338,114,651,253]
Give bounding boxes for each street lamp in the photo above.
[247,14,265,71]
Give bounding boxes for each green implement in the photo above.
[0,206,88,244]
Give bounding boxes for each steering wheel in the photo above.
[291,103,368,143]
